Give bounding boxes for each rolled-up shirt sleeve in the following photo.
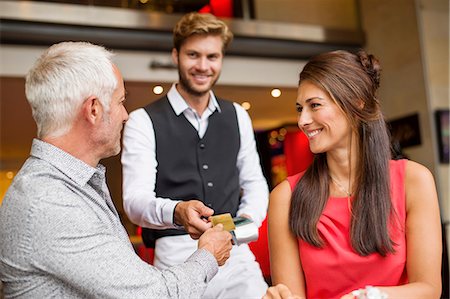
[233,103,269,228]
[121,108,179,229]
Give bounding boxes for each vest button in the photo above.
[202,164,209,170]
[207,182,213,187]
[199,143,205,149]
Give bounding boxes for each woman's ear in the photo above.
[357,99,365,110]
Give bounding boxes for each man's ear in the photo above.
[82,96,102,124]
[171,48,179,65]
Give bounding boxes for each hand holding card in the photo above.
[210,213,259,245]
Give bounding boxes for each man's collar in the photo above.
[30,138,104,187]
[167,83,221,115]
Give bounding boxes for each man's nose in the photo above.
[122,107,129,123]
[196,57,208,71]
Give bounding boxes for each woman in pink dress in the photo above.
[265,50,442,299]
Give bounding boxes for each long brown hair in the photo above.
[289,50,395,256]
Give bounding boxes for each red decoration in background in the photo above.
[134,226,155,264]
[284,130,314,175]
[248,217,270,279]
[199,0,233,18]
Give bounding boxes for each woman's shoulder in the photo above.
[389,159,435,191]
[270,179,294,207]
[286,171,307,190]
[272,179,292,196]
[404,159,433,179]
[390,158,432,176]
[403,159,437,210]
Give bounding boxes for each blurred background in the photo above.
[0,0,448,295]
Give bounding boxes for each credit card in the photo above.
[210,213,236,232]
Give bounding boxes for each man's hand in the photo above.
[198,224,232,266]
[174,200,214,239]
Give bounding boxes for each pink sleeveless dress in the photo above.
[286,160,408,299]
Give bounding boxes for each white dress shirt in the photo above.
[121,84,269,230]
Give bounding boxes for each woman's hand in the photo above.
[262,284,303,299]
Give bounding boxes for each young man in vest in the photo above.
[121,12,269,298]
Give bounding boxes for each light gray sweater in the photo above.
[0,139,217,298]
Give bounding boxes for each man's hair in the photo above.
[173,12,233,52]
[25,41,117,138]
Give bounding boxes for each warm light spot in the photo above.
[270,130,278,138]
[139,0,149,3]
[153,85,164,95]
[271,88,281,98]
[241,101,251,110]
[279,127,287,136]
[1,170,18,205]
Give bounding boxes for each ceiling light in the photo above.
[153,85,164,95]
[241,101,251,110]
[271,88,281,98]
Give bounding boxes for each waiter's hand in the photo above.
[174,200,214,239]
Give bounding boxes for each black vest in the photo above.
[142,96,241,247]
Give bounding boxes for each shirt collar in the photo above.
[167,83,221,116]
[30,138,105,187]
